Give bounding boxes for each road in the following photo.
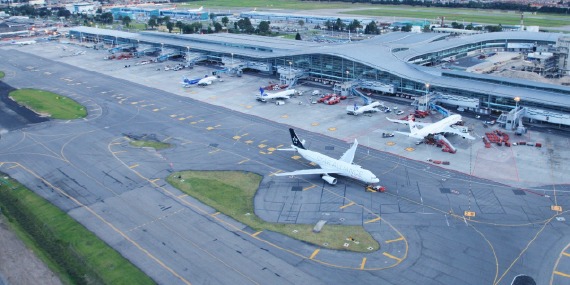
[0,48,569,284]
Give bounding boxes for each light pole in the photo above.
[514,96,520,109]
[425,83,430,96]
[345,70,349,82]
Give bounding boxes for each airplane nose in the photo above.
[371,177,380,183]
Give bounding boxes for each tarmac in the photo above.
[0,40,569,285]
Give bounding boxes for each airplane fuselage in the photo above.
[296,148,379,184]
[410,114,462,138]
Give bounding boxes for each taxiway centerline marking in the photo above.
[150,178,160,183]
[211,212,220,216]
[360,258,367,270]
[269,170,283,176]
[339,201,355,209]
[251,231,262,237]
[385,236,405,244]
[364,217,381,224]
[129,164,139,169]
[309,249,320,260]
[554,271,570,278]
[383,252,402,262]
[563,252,570,257]
[177,194,188,199]
[238,159,249,164]
[8,165,18,169]
[112,151,126,154]
[303,185,316,191]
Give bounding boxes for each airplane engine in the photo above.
[321,175,337,185]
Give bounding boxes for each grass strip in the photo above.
[130,140,171,150]
[0,174,156,285]
[0,71,4,79]
[9,89,87,120]
[167,170,379,252]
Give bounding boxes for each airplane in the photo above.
[11,40,36,46]
[180,76,201,87]
[386,113,475,140]
[188,6,203,12]
[256,87,296,102]
[347,101,382,115]
[275,128,380,185]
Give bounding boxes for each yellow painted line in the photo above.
[241,133,249,137]
[112,151,126,154]
[150,178,160,183]
[233,135,241,140]
[311,122,319,126]
[209,149,220,154]
[309,249,320,259]
[360,257,367,270]
[190,122,198,124]
[129,164,139,169]
[464,211,476,217]
[258,144,267,148]
[162,137,172,142]
[170,114,178,118]
[405,147,415,152]
[303,185,316,191]
[386,141,395,146]
[554,271,570,278]
[177,194,188,198]
[328,127,337,131]
[8,165,19,169]
[563,252,570,257]
[269,170,283,176]
[178,117,185,121]
[214,125,221,128]
[110,142,121,145]
[364,217,381,224]
[267,147,276,152]
[238,159,249,164]
[251,231,263,237]
[339,201,355,209]
[0,162,4,167]
[206,126,215,130]
[383,252,402,262]
[281,114,288,118]
[245,140,253,144]
[152,108,160,112]
[309,162,317,166]
[275,144,283,148]
[552,205,563,212]
[385,236,404,243]
[292,155,301,160]
[211,212,220,216]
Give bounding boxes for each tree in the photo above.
[100,12,113,24]
[57,9,71,19]
[298,19,304,27]
[295,32,302,40]
[465,23,474,30]
[364,21,378,34]
[258,20,270,35]
[324,20,333,30]
[214,22,223,33]
[176,21,184,33]
[122,15,131,28]
[401,24,412,32]
[237,17,254,33]
[148,18,157,29]
[166,21,174,33]
[422,24,431,33]
[221,16,229,27]
[335,18,344,31]
[163,16,170,24]
[348,19,361,32]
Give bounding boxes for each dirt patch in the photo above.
[0,216,62,285]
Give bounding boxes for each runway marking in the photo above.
[129,164,139,169]
[554,271,570,278]
[383,252,402,262]
[153,108,160,112]
[275,144,283,148]
[340,201,355,209]
[385,236,404,243]
[209,149,220,154]
[251,231,262,237]
[258,144,266,148]
[162,136,172,142]
[244,140,253,144]
[328,127,337,131]
[238,159,249,164]
[464,211,476,217]
[211,212,220,216]
[563,252,570,257]
[309,249,320,259]
[170,114,178,118]
[178,117,186,121]
[0,163,4,167]
[309,162,317,166]
[552,205,563,212]
[292,155,301,160]
[177,194,188,199]
[364,217,381,224]
[281,114,288,118]
[311,122,319,126]
[233,135,241,140]
[206,126,215,130]
[360,258,367,270]
[150,178,160,183]
[8,165,19,169]
[405,147,415,152]
[112,151,126,154]
[269,170,283,176]
[303,185,316,191]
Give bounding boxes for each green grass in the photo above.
[9,89,87,120]
[167,171,379,252]
[178,0,359,10]
[280,34,297,39]
[0,174,155,285]
[130,140,172,150]
[341,6,570,27]
[0,71,4,79]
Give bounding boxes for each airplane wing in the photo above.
[338,139,358,164]
[442,126,475,139]
[386,117,429,127]
[275,168,343,176]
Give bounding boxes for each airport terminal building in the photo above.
[69,26,570,128]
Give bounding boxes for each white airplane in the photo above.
[276,128,380,185]
[347,101,382,115]
[188,6,203,12]
[256,87,296,102]
[184,75,218,86]
[387,114,475,140]
[11,40,36,46]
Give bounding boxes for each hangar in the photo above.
[69,26,570,128]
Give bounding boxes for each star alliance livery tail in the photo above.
[289,128,306,150]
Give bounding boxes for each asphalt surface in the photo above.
[0,48,569,285]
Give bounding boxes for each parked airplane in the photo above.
[11,40,36,46]
[188,6,203,12]
[387,114,475,140]
[256,87,296,102]
[347,101,382,115]
[276,128,380,185]
[181,76,201,87]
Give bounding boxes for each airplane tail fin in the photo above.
[408,119,418,134]
[289,128,306,150]
[259,87,265,96]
